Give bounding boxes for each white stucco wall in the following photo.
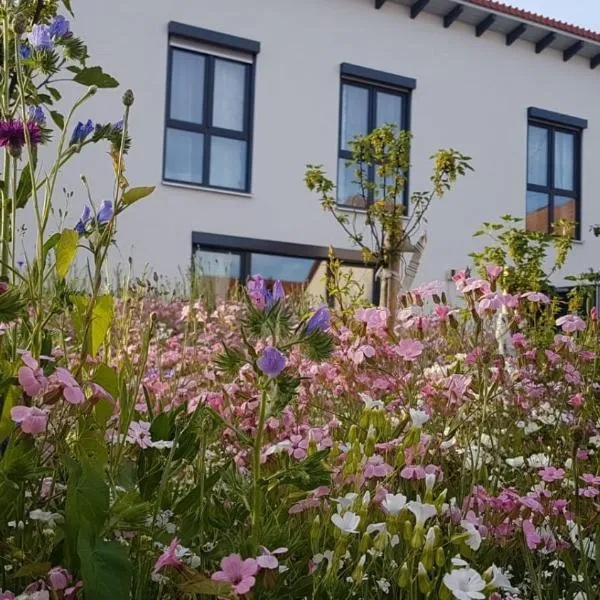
[29,0,600,289]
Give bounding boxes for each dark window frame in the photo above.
[191,232,380,304]
[163,44,257,193]
[526,108,586,240]
[337,65,414,210]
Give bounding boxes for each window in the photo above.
[337,63,416,209]
[192,232,379,304]
[526,108,586,238]
[164,23,259,192]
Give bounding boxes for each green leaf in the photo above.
[55,229,79,279]
[78,537,132,600]
[47,86,62,102]
[49,110,65,130]
[178,573,232,596]
[0,287,27,323]
[89,295,114,356]
[0,385,21,443]
[61,0,74,15]
[16,164,34,209]
[73,66,119,88]
[43,232,61,259]
[93,364,119,399]
[12,562,52,579]
[121,186,155,207]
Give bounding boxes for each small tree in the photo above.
[305,125,471,319]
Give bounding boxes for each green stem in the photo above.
[1,11,9,279]
[251,387,268,550]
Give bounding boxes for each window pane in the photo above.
[337,159,367,208]
[527,126,548,186]
[336,265,374,307]
[209,137,247,190]
[376,92,403,129]
[526,191,549,233]
[341,84,369,150]
[250,254,327,299]
[554,132,575,190]
[170,49,205,124]
[213,59,246,132]
[164,128,204,184]
[553,195,577,236]
[194,249,241,300]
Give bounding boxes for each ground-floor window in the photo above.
[191,232,379,304]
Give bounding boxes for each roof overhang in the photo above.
[374,0,600,69]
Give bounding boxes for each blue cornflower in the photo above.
[306,305,331,333]
[49,15,70,38]
[27,24,53,51]
[28,106,45,125]
[257,346,286,378]
[74,205,91,235]
[97,200,113,224]
[69,119,94,145]
[19,45,32,60]
[112,120,124,130]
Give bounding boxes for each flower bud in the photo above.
[88,85,98,96]
[348,425,358,443]
[398,562,410,588]
[122,89,135,106]
[403,519,413,542]
[310,515,320,552]
[351,555,366,583]
[358,533,371,554]
[435,546,446,567]
[12,13,27,35]
[417,562,431,594]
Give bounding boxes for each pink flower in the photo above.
[154,538,183,573]
[54,368,85,405]
[363,455,393,479]
[400,465,425,480]
[568,393,584,407]
[486,265,503,280]
[521,291,550,304]
[556,314,586,333]
[434,305,451,321]
[212,554,258,595]
[581,473,600,486]
[523,519,541,550]
[591,307,598,321]
[256,546,287,570]
[350,344,375,365]
[127,421,152,449]
[538,467,565,483]
[0,592,15,599]
[395,339,424,361]
[579,486,599,498]
[18,352,48,397]
[48,567,72,591]
[355,307,388,334]
[11,406,48,435]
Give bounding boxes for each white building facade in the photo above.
[66,0,600,302]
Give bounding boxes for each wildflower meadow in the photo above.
[0,2,599,599]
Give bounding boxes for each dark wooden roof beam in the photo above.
[375,0,387,8]
[563,40,584,62]
[506,23,527,46]
[535,32,556,54]
[475,14,496,37]
[443,5,464,29]
[591,53,600,69]
[410,0,430,19]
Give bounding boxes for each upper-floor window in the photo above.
[163,23,259,193]
[526,107,586,238]
[337,63,416,209]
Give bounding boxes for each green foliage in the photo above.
[121,185,155,207]
[471,214,574,293]
[72,66,119,88]
[55,229,79,279]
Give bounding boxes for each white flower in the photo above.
[443,568,486,600]
[382,493,407,516]
[376,578,391,594]
[366,522,387,535]
[407,501,437,527]
[441,437,457,450]
[390,534,400,547]
[29,510,63,527]
[506,456,524,468]
[573,593,587,600]
[425,473,436,491]
[362,490,371,506]
[151,440,174,450]
[460,520,482,551]
[527,453,550,468]
[331,511,360,534]
[451,557,470,568]
[410,408,430,427]
[332,493,358,512]
[487,565,519,593]
[312,550,333,565]
[524,422,541,434]
[589,435,600,448]
[360,393,383,410]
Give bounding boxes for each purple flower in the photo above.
[49,15,70,38]
[28,106,45,125]
[69,119,94,145]
[97,200,113,224]
[271,280,285,304]
[306,305,330,333]
[74,205,91,235]
[112,120,124,130]
[19,45,32,59]
[27,24,53,50]
[257,346,286,378]
[0,120,41,153]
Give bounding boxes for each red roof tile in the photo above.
[464,0,600,43]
